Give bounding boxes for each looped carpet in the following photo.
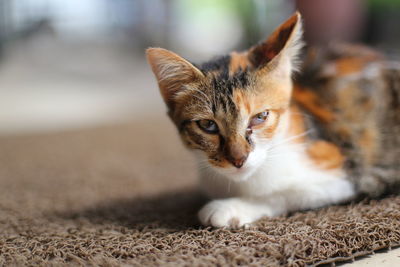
[0,118,399,266]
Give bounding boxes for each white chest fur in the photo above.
[196,141,356,228]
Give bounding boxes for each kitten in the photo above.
[146,12,400,228]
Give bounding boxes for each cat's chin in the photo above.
[224,168,255,182]
[192,146,267,182]
[209,163,258,182]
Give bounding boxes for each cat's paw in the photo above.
[198,199,252,228]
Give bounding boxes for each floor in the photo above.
[343,248,399,266]
[0,35,163,135]
[0,36,398,266]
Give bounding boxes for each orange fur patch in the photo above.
[229,52,250,74]
[307,140,345,170]
[333,57,377,76]
[292,85,335,123]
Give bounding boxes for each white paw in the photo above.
[198,199,252,228]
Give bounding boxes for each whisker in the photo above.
[289,111,314,120]
[265,130,313,152]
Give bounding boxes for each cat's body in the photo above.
[147,12,400,228]
[296,43,400,197]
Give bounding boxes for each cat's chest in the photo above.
[200,143,339,198]
[237,145,314,196]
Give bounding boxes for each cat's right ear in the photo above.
[146,48,204,108]
[247,12,303,75]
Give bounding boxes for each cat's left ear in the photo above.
[248,12,303,75]
[146,48,204,109]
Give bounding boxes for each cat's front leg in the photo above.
[198,178,356,228]
[198,198,272,228]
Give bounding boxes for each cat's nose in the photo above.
[224,139,249,169]
[229,156,248,169]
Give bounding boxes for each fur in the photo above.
[146,12,400,228]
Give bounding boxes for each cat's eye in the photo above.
[196,120,219,134]
[249,111,269,127]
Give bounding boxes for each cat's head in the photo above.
[147,12,303,180]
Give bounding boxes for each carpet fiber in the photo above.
[1,117,399,266]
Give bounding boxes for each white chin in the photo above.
[194,145,266,182]
[223,146,266,181]
[211,163,257,182]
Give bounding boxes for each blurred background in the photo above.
[0,0,399,135]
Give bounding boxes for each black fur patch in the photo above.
[211,70,250,95]
[195,54,252,117]
[199,55,231,73]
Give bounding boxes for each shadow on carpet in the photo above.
[58,189,206,230]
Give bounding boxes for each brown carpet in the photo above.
[0,117,399,266]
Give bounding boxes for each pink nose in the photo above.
[228,155,248,169]
[224,136,250,169]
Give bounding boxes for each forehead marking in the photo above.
[229,51,251,74]
[233,90,251,115]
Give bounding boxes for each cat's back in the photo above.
[294,43,400,196]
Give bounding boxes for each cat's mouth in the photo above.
[195,149,263,181]
[213,147,266,180]
[209,160,256,181]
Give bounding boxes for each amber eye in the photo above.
[249,111,269,127]
[196,120,219,134]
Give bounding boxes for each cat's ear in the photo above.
[248,12,303,74]
[146,48,204,108]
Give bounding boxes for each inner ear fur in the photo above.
[248,12,303,71]
[146,48,204,108]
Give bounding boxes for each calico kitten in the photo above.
[146,12,400,228]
